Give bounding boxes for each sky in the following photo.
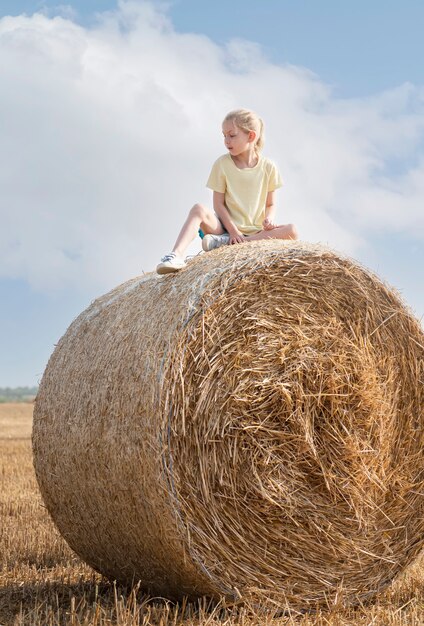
[1,0,423,387]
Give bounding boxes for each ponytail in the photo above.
[223,109,264,154]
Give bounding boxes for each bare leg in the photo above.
[173,203,225,257]
[244,223,298,242]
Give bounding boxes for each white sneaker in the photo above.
[156,252,186,274]
[202,233,230,251]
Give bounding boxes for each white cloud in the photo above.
[1,1,423,294]
[40,4,78,20]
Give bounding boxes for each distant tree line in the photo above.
[0,387,38,402]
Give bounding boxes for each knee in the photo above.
[189,203,207,220]
[286,223,298,240]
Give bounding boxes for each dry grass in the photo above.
[0,402,424,624]
[33,241,424,611]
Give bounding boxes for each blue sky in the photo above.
[3,0,424,97]
[1,0,423,386]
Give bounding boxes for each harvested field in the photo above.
[1,402,424,624]
[0,403,33,440]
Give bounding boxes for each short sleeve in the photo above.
[267,160,283,191]
[206,158,226,193]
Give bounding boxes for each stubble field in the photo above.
[1,402,424,625]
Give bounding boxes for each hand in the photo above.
[228,228,245,245]
[263,217,278,231]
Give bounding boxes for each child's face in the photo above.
[222,120,255,157]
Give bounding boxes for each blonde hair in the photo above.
[223,109,264,153]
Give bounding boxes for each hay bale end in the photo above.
[33,241,424,611]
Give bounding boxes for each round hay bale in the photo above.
[33,240,424,611]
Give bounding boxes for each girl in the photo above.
[156,109,298,274]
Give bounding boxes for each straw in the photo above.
[33,240,424,611]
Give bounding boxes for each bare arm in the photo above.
[263,191,279,230]
[213,191,244,244]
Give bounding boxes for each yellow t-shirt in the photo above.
[206,154,283,234]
